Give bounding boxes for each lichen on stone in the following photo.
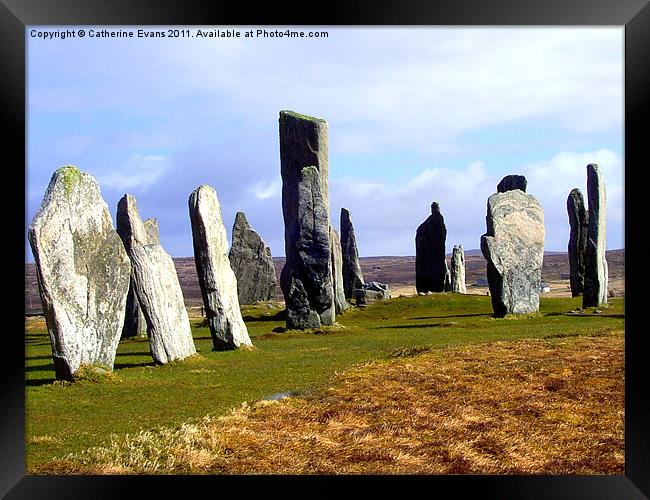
[280,109,325,123]
[58,165,83,196]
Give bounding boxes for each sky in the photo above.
[26,26,624,261]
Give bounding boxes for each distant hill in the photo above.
[24,249,625,315]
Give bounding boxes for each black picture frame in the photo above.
[3,0,647,497]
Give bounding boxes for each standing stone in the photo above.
[28,166,131,380]
[118,194,196,364]
[480,187,545,317]
[228,212,277,305]
[583,164,608,307]
[415,202,448,293]
[329,225,350,314]
[279,110,335,329]
[451,245,467,294]
[189,185,253,350]
[443,261,452,292]
[497,175,527,193]
[340,208,364,299]
[567,188,589,297]
[120,217,159,339]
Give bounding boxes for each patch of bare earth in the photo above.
[40,332,624,475]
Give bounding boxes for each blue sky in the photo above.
[26,27,624,260]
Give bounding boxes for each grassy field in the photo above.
[25,293,624,473]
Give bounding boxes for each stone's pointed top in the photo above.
[119,193,136,206]
[587,163,600,172]
[192,184,215,196]
[56,164,80,174]
[189,184,223,215]
[279,109,326,123]
[116,193,150,251]
[234,211,249,227]
[51,165,91,197]
[341,207,354,226]
[431,202,441,214]
[497,175,527,193]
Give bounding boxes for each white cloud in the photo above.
[521,149,623,247]
[29,27,623,158]
[97,154,169,192]
[161,27,622,155]
[247,179,281,200]
[330,150,623,256]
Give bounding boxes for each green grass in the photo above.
[25,294,624,470]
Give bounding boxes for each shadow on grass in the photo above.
[25,355,54,361]
[243,310,287,323]
[410,313,490,320]
[25,336,50,346]
[544,312,625,319]
[113,361,157,369]
[26,378,56,387]
[371,323,443,330]
[25,363,54,373]
[114,351,154,357]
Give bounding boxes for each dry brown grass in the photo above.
[39,331,624,475]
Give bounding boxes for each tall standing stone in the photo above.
[118,194,196,364]
[279,110,335,329]
[229,212,277,305]
[451,245,467,294]
[28,166,131,380]
[497,175,527,193]
[120,217,159,339]
[189,185,253,350]
[480,187,545,317]
[329,225,350,314]
[415,202,448,293]
[567,188,589,297]
[340,208,364,299]
[583,164,608,307]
